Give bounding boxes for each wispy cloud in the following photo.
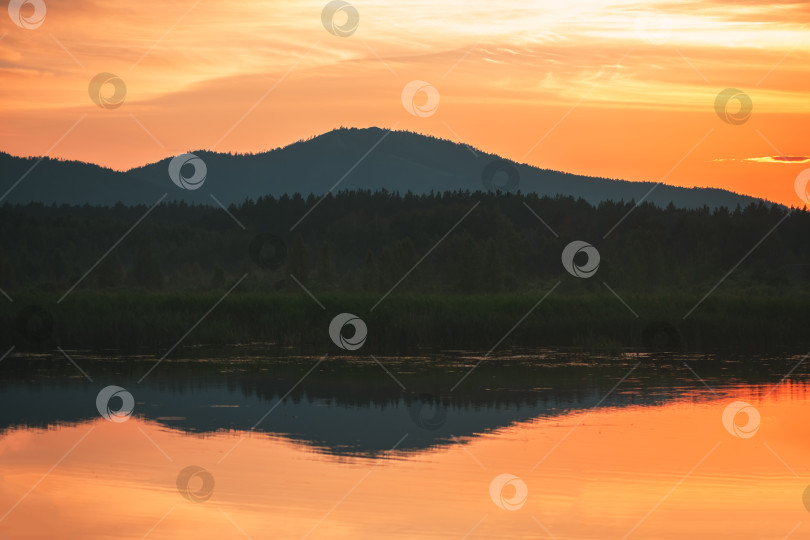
[746,155,810,164]
[713,155,810,164]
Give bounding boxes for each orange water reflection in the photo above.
[1,383,809,539]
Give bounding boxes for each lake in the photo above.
[0,350,808,539]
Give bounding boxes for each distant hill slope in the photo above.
[0,127,768,208]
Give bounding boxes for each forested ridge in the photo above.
[1,190,808,352]
[0,190,806,294]
[0,127,768,208]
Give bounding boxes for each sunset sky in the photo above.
[1,0,809,205]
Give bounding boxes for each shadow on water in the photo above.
[0,348,806,456]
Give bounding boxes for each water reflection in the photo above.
[0,352,808,539]
[0,352,804,455]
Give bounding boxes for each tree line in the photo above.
[0,190,807,295]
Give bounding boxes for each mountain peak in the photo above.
[0,128,766,209]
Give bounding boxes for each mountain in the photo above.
[0,127,767,208]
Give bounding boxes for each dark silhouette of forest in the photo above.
[0,190,806,293]
[1,190,807,352]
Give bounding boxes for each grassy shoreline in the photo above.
[2,290,807,354]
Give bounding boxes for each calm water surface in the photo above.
[0,351,808,539]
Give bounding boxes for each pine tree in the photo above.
[210,266,226,289]
[131,240,164,289]
[316,242,336,289]
[287,234,308,279]
[96,251,124,288]
[361,250,377,291]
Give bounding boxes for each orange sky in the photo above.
[1,0,809,205]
